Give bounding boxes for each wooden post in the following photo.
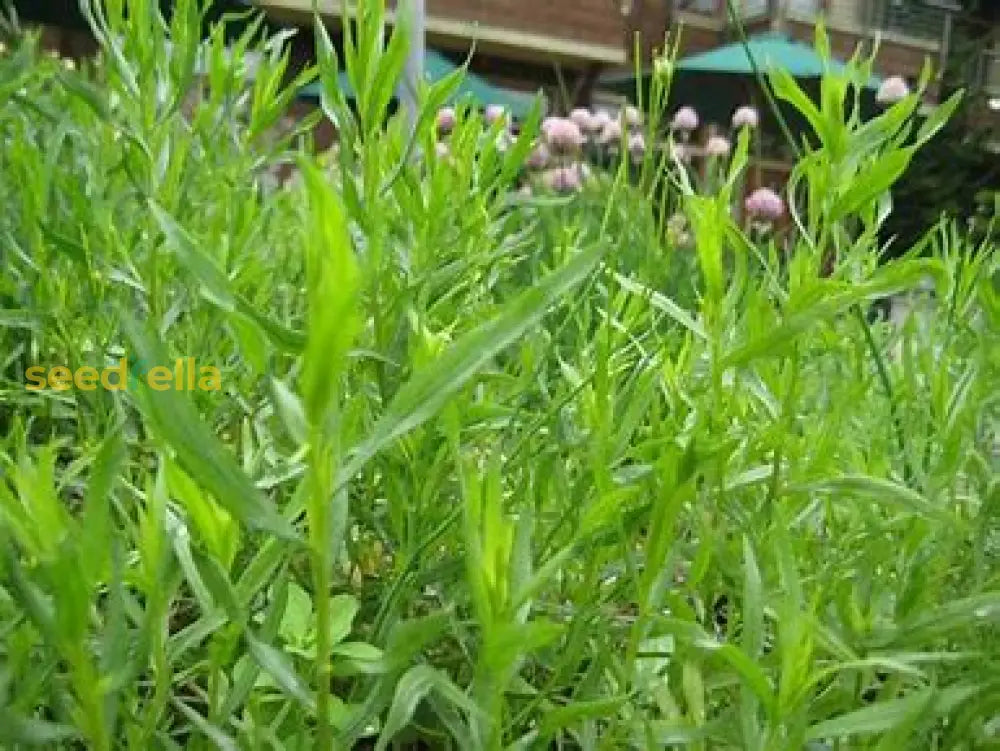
[398,0,425,136]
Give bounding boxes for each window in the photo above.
[677,0,719,14]
[741,0,768,18]
[787,0,821,15]
[983,46,1000,95]
[877,0,950,42]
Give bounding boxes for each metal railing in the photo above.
[741,0,768,18]
[981,48,1000,95]
[870,0,954,43]
[675,0,720,15]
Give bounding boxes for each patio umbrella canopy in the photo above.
[675,32,877,81]
[299,48,542,120]
[601,33,881,149]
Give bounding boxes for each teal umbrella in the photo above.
[600,33,881,147]
[298,49,542,119]
[674,32,879,85]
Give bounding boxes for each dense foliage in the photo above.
[0,2,998,749]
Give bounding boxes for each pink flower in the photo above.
[543,164,583,193]
[705,135,731,157]
[543,117,585,154]
[590,110,613,132]
[485,104,506,125]
[569,107,595,132]
[732,106,759,129]
[437,107,456,135]
[526,142,550,170]
[671,106,699,131]
[744,187,785,220]
[623,105,643,129]
[877,75,910,105]
[597,120,623,146]
[627,132,646,162]
[670,141,690,162]
[541,116,561,137]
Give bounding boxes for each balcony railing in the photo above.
[981,48,1000,96]
[871,0,955,43]
[673,0,769,19]
[675,0,720,15]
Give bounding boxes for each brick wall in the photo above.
[625,0,671,62]
[428,0,625,51]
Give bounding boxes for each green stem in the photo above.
[309,435,336,750]
[725,0,802,161]
[851,305,912,481]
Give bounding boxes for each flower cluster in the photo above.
[430,101,792,219]
[525,105,647,192]
[744,187,785,221]
[669,104,762,160]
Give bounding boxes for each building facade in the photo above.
[651,0,959,87]
[256,0,632,110]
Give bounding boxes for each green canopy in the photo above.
[298,49,542,119]
[601,32,880,92]
[676,33,879,86]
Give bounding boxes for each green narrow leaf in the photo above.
[0,310,40,329]
[149,202,305,352]
[829,147,915,222]
[270,378,308,445]
[79,428,125,582]
[149,201,236,310]
[769,68,828,146]
[364,6,410,130]
[298,160,360,424]
[613,271,706,339]
[741,536,765,749]
[227,311,269,374]
[170,699,239,751]
[376,665,480,751]
[915,90,963,146]
[342,239,606,480]
[794,475,946,520]
[0,711,79,746]
[246,632,315,710]
[122,319,300,542]
[805,684,979,741]
[537,696,627,738]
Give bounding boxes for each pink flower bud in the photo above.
[437,107,456,135]
[623,105,643,129]
[543,164,583,193]
[569,107,595,132]
[590,110,613,132]
[670,141,690,162]
[705,135,731,157]
[485,104,506,125]
[597,120,623,146]
[543,117,585,154]
[744,187,785,220]
[671,106,699,131]
[627,132,646,162]
[877,75,910,105]
[526,142,550,170]
[732,106,759,129]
